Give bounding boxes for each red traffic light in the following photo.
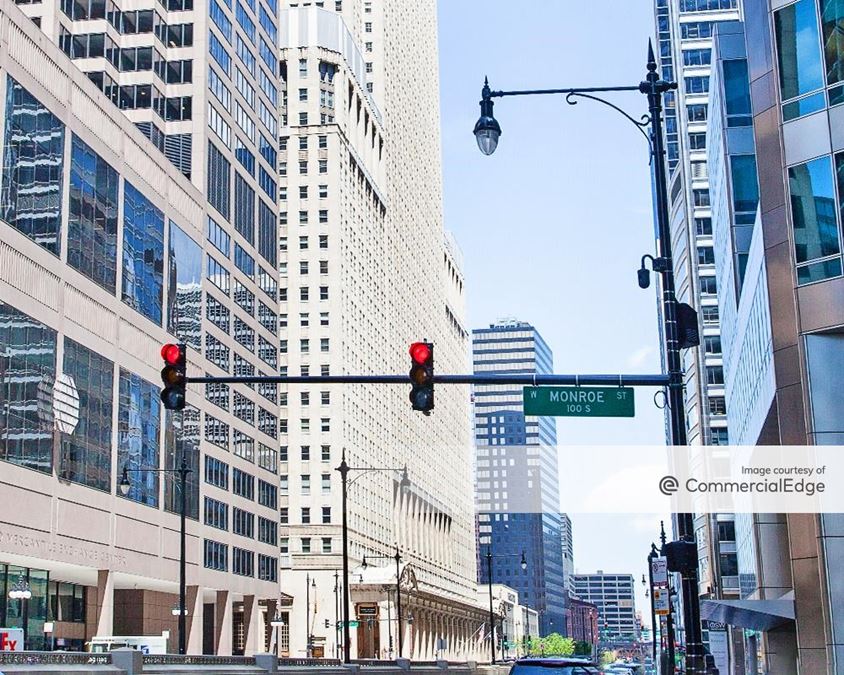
[409,342,431,364]
[161,343,184,365]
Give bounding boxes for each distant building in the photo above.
[566,598,599,647]
[560,514,575,597]
[472,319,567,635]
[572,572,638,642]
[477,584,539,659]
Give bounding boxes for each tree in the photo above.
[527,633,574,657]
[599,649,618,666]
[573,640,592,656]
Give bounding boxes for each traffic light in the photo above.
[324,619,330,629]
[409,341,434,414]
[160,343,187,410]
[663,539,698,575]
[677,302,701,349]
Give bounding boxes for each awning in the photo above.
[700,599,795,632]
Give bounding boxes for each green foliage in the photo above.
[599,649,618,666]
[573,640,592,656]
[525,633,575,657]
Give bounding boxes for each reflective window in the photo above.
[164,405,200,519]
[775,0,824,106]
[789,155,841,283]
[60,337,113,491]
[723,59,753,126]
[1,77,65,254]
[166,222,202,349]
[234,173,255,244]
[730,155,759,214]
[122,182,164,324]
[821,0,844,97]
[117,369,161,507]
[207,141,231,219]
[67,136,119,292]
[0,302,57,473]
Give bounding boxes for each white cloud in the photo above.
[627,345,656,369]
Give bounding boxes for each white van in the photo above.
[86,635,168,655]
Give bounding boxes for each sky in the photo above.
[437,0,667,627]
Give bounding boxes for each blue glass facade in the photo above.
[67,135,119,293]
[0,302,57,473]
[122,182,165,324]
[117,369,161,507]
[1,77,65,254]
[473,321,566,636]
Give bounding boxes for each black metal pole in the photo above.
[306,573,311,658]
[395,548,403,658]
[334,571,340,660]
[338,452,352,663]
[186,373,670,387]
[660,523,676,672]
[487,547,495,665]
[642,43,703,674]
[179,456,188,655]
[647,546,658,664]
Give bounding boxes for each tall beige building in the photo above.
[277,1,484,661]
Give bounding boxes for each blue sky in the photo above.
[437,0,666,626]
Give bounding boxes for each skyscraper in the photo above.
[472,320,566,636]
[652,0,744,655]
[702,2,844,672]
[572,572,638,643]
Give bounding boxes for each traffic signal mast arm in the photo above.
[185,373,671,386]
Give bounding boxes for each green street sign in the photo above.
[348,621,360,628]
[523,386,635,418]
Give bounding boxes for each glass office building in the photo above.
[472,320,566,636]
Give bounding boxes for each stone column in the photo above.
[186,586,203,655]
[96,570,114,637]
[243,594,264,656]
[215,590,233,655]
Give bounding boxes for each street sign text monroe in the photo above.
[548,389,607,403]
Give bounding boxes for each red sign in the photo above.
[0,628,24,651]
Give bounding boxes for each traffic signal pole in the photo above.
[185,373,671,387]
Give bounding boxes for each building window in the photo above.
[205,455,229,489]
[301,537,311,553]
[321,473,330,492]
[0,303,57,474]
[60,338,113,491]
[301,507,311,524]
[117,369,161,507]
[233,467,255,500]
[66,135,118,291]
[167,223,202,349]
[1,77,65,255]
[207,141,231,219]
[775,0,827,120]
[322,537,332,553]
[233,547,254,576]
[122,182,165,324]
[301,474,311,494]
[258,554,277,581]
[788,154,842,284]
[204,539,228,571]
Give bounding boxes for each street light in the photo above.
[473,44,705,675]
[473,78,501,155]
[485,546,527,664]
[120,455,191,655]
[306,575,316,658]
[336,449,411,663]
[8,576,32,649]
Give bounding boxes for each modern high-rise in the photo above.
[571,572,638,643]
[560,513,574,598]
[0,0,280,653]
[472,320,566,636]
[700,2,844,673]
[651,0,745,662]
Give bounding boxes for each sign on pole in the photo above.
[0,628,24,651]
[523,386,634,417]
[653,588,670,616]
[651,556,668,585]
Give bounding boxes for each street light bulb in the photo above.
[119,467,131,496]
[474,85,501,156]
[362,556,368,570]
[520,552,527,571]
[400,467,411,493]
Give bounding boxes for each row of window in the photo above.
[203,454,277,509]
[281,506,332,524]
[203,540,277,580]
[279,537,334,554]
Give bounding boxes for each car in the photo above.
[508,656,601,675]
